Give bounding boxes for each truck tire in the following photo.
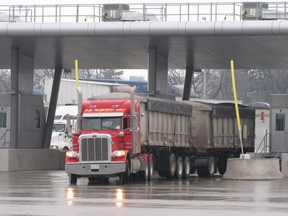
[175,156,183,180]
[63,147,69,151]
[139,161,149,181]
[69,174,77,185]
[167,153,176,178]
[197,157,215,178]
[148,156,154,181]
[217,155,228,175]
[183,156,191,179]
[119,161,129,185]
[157,151,176,178]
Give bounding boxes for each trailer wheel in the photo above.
[218,155,228,175]
[218,153,235,175]
[175,156,183,179]
[197,157,215,178]
[69,174,77,185]
[157,151,176,178]
[148,156,154,181]
[183,156,191,179]
[167,153,176,178]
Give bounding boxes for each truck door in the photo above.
[270,109,288,153]
[0,106,10,148]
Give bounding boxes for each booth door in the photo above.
[271,109,288,153]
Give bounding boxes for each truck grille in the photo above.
[80,137,110,162]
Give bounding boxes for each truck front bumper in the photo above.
[65,162,126,177]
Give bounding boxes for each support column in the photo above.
[43,67,62,149]
[10,47,37,149]
[148,47,168,96]
[148,47,157,96]
[182,66,194,100]
[10,48,20,149]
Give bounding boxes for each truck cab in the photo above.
[50,120,72,151]
[65,97,145,185]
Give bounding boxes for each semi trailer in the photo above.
[65,89,255,185]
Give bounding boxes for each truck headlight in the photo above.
[111,150,126,157]
[66,151,79,158]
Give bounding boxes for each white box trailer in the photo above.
[44,78,115,106]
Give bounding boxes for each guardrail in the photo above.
[0,2,287,23]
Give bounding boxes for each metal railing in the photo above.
[254,130,287,160]
[0,129,10,149]
[254,130,270,158]
[1,2,288,23]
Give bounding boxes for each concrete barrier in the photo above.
[0,149,66,171]
[223,158,283,180]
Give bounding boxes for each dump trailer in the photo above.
[184,101,255,177]
[65,92,255,185]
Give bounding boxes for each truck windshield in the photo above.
[83,117,121,130]
[53,124,66,132]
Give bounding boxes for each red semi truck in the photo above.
[65,89,255,185]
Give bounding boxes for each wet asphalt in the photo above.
[0,171,287,216]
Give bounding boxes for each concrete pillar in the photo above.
[182,66,194,100]
[148,47,168,96]
[148,47,157,96]
[43,67,62,149]
[10,48,20,149]
[10,48,34,148]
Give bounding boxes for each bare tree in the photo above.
[33,69,54,92]
[248,69,288,102]
[168,69,185,85]
[0,69,11,91]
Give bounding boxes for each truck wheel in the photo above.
[183,156,191,179]
[63,147,69,151]
[69,174,77,185]
[167,153,176,178]
[148,156,154,181]
[175,156,183,180]
[118,161,129,185]
[197,157,215,178]
[139,161,149,181]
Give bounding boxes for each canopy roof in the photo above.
[1,20,288,70]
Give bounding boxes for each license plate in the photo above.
[91,164,99,170]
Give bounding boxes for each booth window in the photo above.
[276,113,285,131]
[34,109,41,129]
[0,112,7,128]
